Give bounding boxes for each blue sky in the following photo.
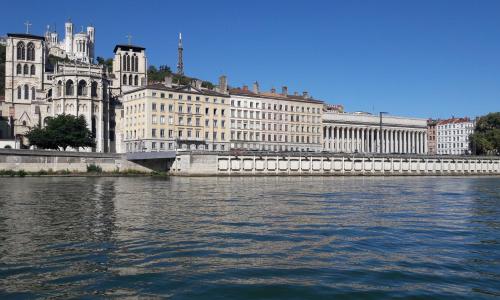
[2,0,499,118]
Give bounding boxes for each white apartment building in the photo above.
[437,117,475,155]
[229,84,324,152]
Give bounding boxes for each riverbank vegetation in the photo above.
[470,112,500,155]
[0,167,167,177]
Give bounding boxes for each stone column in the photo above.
[340,127,344,152]
[361,128,365,153]
[424,132,428,154]
[389,130,393,153]
[335,127,339,152]
[403,131,407,153]
[411,131,415,154]
[415,131,420,154]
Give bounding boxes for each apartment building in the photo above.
[437,117,475,155]
[230,85,324,152]
[122,76,230,152]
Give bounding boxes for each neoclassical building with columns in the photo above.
[322,110,428,154]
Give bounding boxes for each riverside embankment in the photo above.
[1,149,499,176]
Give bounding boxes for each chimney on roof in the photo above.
[192,79,202,89]
[218,75,227,94]
[281,86,288,96]
[164,75,173,87]
[303,91,309,98]
[243,85,248,91]
[271,87,276,94]
[253,81,259,94]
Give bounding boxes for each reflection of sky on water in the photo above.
[0,176,499,298]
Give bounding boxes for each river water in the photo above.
[0,176,499,299]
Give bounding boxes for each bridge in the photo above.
[125,151,177,160]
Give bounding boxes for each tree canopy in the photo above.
[26,114,96,151]
[96,56,113,72]
[148,65,173,82]
[469,112,500,155]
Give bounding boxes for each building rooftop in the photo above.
[123,83,230,97]
[113,44,146,53]
[7,33,45,41]
[437,117,472,125]
[229,87,324,104]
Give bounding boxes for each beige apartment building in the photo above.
[122,77,230,152]
[230,85,324,152]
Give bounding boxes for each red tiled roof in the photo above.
[437,117,471,125]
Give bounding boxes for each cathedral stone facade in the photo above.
[0,26,148,153]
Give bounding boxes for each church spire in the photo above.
[177,32,184,75]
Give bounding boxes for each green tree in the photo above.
[147,65,173,82]
[26,114,96,151]
[0,44,5,96]
[96,56,113,72]
[469,112,500,155]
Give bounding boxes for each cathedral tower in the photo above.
[64,20,73,54]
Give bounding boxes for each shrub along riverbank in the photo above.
[0,164,167,177]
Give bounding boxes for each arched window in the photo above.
[134,75,138,86]
[57,81,62,97]
[128,74,132,85]
[65,80,74,96]
[47,89,52,98]
[27,43,35,61]
[16,64,22,74]
[17,86,21,99]
[24,84,29,100]
[31,87,35,100]
[134,55,139,72]
[91,81,98,97]
[30,65,35,75]
[16,42,25,60]
[122,55,126,70]
[23,64,28,75]
[77,80,87,96]
[123,74,127,85]
[130,55,135,72]
[126,55,130,71]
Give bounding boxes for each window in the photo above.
[128,74,133,85]
[134,75,138,86]
[17,86,21,99]
[24,84,29,100]
[91,82,98,97]
[16,64,22,74]
[65,80,74,96]
[26,43,35,61]
[160,129,165,138]
[160,104,165,112]
[16,42,25,60]
[123,74,127,85]
[30,65,35,75]
[77,80,87,96]
[152,129,157,137]
[152,103,157,111]
[31,87,35,100]
[23,64,28,75]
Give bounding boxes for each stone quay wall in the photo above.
[0,149,152,173]
[170,151,500,176]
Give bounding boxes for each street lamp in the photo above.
[379,112,389,154]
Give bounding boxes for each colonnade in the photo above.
[323,125,427,154]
